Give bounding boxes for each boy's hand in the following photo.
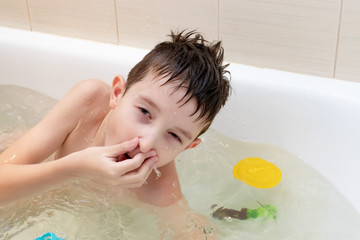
[71,137,158,188]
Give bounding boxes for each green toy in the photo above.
[212,201,277,221]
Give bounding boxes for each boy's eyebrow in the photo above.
[140,96,160,113]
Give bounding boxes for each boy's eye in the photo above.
[170,132,182,143]
[139,107,150,117]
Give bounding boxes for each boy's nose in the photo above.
[138,133,157,153]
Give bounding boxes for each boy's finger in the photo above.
[118,152,147,173]
[104,137,139,157]
[144,150,157,159]
[122,156,158,186]
[138,157,158,181]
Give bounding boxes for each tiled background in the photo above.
[0,0,359,82]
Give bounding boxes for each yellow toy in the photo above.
[233,157,282,188]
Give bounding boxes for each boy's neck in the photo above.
[93,109,113,146]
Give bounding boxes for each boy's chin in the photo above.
[153,159,172,169]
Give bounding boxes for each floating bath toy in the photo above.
[212,202,277,221]
[233,157,282,188]
[35,232,64,240]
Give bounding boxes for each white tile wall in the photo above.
[335,0,360,81]
[0,0,359,82]
[0,0,29,30]
[28,0,118,44]
[115,0,218,49]
[219,0,341,78]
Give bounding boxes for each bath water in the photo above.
[178,129,360,239]
[0,85,57,152]
[1,85,360,240]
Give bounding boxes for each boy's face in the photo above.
[105,72,204,168]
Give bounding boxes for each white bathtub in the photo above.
[1,27,360,215]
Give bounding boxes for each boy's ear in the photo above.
[110,74,126,108]
[185,138,202,150]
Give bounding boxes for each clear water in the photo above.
[178,130,360,239]
[0,85,57,152]
[1,85,360,240]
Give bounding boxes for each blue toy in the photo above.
[35,232,64,240]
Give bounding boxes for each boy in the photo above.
[0,30,231,237]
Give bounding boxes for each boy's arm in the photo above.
[0,138,157,203]
[0,80,157,203]
[0,80,90,202]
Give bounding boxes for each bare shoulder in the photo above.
[0,79,111,165]
[70,79,111,103]
[59,79,111,118]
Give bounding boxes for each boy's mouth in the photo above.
[124,153,131,159]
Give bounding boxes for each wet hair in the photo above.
[125,30,231,136]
